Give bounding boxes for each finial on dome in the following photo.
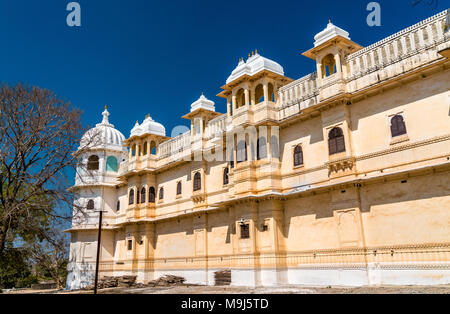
[255,49,258,54]
[102,106,110,124]
[329,19,331,24]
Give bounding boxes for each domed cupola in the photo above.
[79,107,126,152]
[313,21,351,47]
[218,52,293,116]
[226,52,285,85]
[130,115,166,137]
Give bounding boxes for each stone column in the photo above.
[250,86,256,106]
[244,88,250,108]
[232,94,237,112]
[135,142,140,158]
[227,95,232,117]
[263,82,269,102]
[250,201,261,286]
[140,223,155,282]
[274,83,279,105]
[334,53,342,75]
[418,28,425,47]
[409,32,416,51]
[271,200,287,285]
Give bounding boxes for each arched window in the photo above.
[328,127,346,155]
[223,168,229,185]
[149,187,156,203]
[322,54,337,78]
[129,189,135,205]
[255,84,264,103]
[150,141,157,155]
[390,115,407,138]
[293,145,304,167]
[116,200,120,212]
[176,182,182,195]
[159,187,164,200]
[87,199,95,210]
[143,142,148,155]
[106,156,118,172]
[268,83,275,102]
[141,187,146,204]
[193,172,201,192]
[87,155,99,171]
[257,137,267,160]
[236,88,245,108]
[237,140,247,163]
[131,144,136,157]
[136,188,140,204]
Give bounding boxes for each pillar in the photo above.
[135,142,140,158]
[250,201,261,286]
[143,223,155,282]
[244,88,250,108]
[263,82,269,102]
[227,95,232,117]
[271,200,287,285]
[250,87,256,106]
[334,52,342,75]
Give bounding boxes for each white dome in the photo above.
[80,108,126,151]
[314,21,350,47]
[190,94,215,113]
[130,115,166,137]
[226,53,284,84]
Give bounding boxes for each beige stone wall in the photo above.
[68,11,450,287]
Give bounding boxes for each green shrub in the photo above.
[0,248,36,289]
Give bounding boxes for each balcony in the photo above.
[346,10,449,93]
[278,72,319,121]
[126,203,156,220]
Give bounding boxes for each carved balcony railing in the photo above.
[346,9,450,91]
[159,131,191,159]
[205,114,228,140]
[278,72,319,120]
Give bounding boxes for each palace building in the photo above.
[67,10,450,290]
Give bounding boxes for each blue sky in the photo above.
[0,0,447,136]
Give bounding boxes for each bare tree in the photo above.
[27,228,69,289]
[0,83,95,257]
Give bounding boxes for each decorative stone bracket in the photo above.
[192,191,206,205]
[325,156,356,175]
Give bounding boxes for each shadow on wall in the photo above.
[283,170,450,239]
[350,71,450,132]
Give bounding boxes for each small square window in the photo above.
[262,224,269,232]
[240,223,250,239]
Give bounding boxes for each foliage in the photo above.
[0,247,38,289]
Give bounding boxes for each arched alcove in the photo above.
[236,89,245,108]
[255,84,264,104]
[321,54,337,78]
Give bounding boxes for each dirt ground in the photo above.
[4,285,450,294]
